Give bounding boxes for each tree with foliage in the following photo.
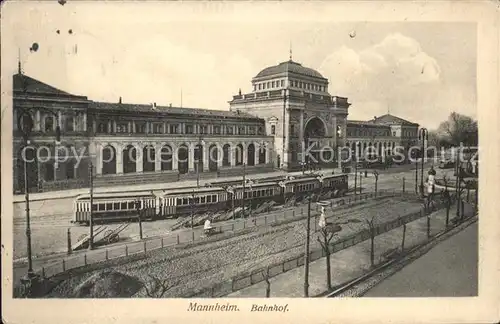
[437,112,478,147]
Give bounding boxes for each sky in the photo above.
[2,2,477,130]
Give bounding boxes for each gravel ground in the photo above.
[46,195,424,298]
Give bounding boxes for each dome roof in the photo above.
[254,60,325,79]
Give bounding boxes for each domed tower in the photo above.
[229,58,350,170]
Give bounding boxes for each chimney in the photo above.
[119,96,122,104]
[169,103,172,107]
[154,102,157,108]
[238,88,242,95]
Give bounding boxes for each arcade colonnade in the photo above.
[92,140,271,176]
[345,140,398,157]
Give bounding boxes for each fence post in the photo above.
[125,245,128,256]
[62,259,66,272]
[292,210,295,218]
[192,231,195,241]
[143,241,147,253]
[177,234,180,245]
[106,249,109,260]
[243,220,246,229]
[232,223,235,231]
[84,254,87,265]
[67,228,72,255]
[161,237,164,248]
[264,215,267,225]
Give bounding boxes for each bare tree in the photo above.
[365,216,377,268]
[143,275,173,298]
[437,112,478,147]
[262,267,271,298]
[441,176,453,227]
[401,217,407,252]
[317,224,337,290]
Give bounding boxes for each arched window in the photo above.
[44,116,54,132]
[65,116,74,132]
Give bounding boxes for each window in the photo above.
[128,202,135,209]
[392,131,396,136]
[114,202,120,210]
[281,80,284,87]
[182,198,188,205]
[116,123,128,133]
[272,81,275,88]
[271,125,276,135]
[258,126,264,135]
[66,116,74,132]
[258,84,261,90]
[136,123,146,134]
[290,124,295,135]
[226,125,233,135]
[253,85,256,91]
[170,124,179,134]
[98,204,105,211]
[249,126,256,135]
[214,125,221,135]
[153,123,163,134]
[121,202,127,209]
[201,196,206,203]
[207,195,212,203]
[185,124,194,134]
[238,126,245,135]
[44,116,54,132]
[267,82,270,88]
[200,125,208,134]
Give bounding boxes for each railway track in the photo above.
[324,214,478,298]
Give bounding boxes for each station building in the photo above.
[12,57,418,193]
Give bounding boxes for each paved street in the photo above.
[363,221,478,297]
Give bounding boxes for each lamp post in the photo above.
[135,198,143,240]
[303,193,314,297]
[17,106,61,291]
[373,170,379,197]
[241,163,247,217]
[88,161,94,250]
[354,142,359,195]
[196,136,204,188]
[418,128,428,197]
[247,179,254,222]
[190,190,196,230]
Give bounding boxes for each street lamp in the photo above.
[419,128,429,197]
[354,142,359,195]
[303,193,316,297]
[134,198,144,240]
[17,106,61,293]
[241,163,247,217]
[246,179,255,222]
[224,185,236,220]
[372,170,379,197]
[88,161,94,250]
[195,136,204,188]
[190,190,196,229]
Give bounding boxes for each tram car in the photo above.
[73,173,349,225]
[73,191,158,225]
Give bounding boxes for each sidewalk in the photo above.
[13,168,340,202]
[227,205,475,297]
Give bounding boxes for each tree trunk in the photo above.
[401,223,406,252]
[370,231,375,267]
[445,204,450,227]
[325,246,332,290]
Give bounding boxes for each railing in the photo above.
[31,190,400,281]
[182,197,451,298]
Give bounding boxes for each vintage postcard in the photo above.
[2,1,499,323]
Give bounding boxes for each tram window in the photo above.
[106,203,113,210]
[98,204,105,211]
[92,204,98,211]
[194,197,200,204]
[120,202,127,209]
[201,196,206,203]
[183,198,188,205]
[126,202,133,209]
[212,195,217,202]
[176,198,182,206]
[114,203,120,209]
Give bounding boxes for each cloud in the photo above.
[319,33,450,128]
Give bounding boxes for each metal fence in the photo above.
[34,190,402,280]
[182,198,451,297]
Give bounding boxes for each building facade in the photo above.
[12,58,420,193]
[345,115,419,160]
[229,59,350,170]
[13,72,274,193]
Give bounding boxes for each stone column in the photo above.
[155,144,161,171]
[283,107,290,168]
[230,145,236,166]
[35,110,41,131]
[188,142,195,171]
[95,144,103,175]
[265,146,270,164]
[172,144,178,171]
[299,111,304,161]
[202,142,209,171]
[242,143,248,165]
[217,145,223,168]
[82,112,87,132]
[135,144,143,173]
[116,144,123,174]
[57,111,62,130]
[254,144,260,165]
